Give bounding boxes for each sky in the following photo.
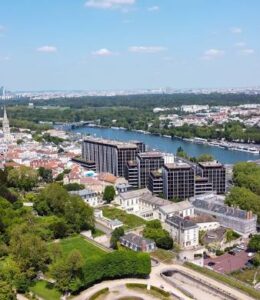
[0,0,260,91]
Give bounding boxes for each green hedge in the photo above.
[89,288,109,300]
[185,262,260,299]
[82,251,151,289]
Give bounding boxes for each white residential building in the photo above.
[165,215,199,249]
[154,200,194,222]
[69,189,101,207]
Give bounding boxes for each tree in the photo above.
[63,183,85,191]
[7,166,38,191]
[248,235,260,252]
[51,250,84,293]
[252,253,260,267]
[103,186,116,203]
[38,167,53,183]
[225,187,260,221]
[9,232,49,276]
[34,183,94,233]
[143,221,174,250]
[0,281,16,300]
[196,153,214,162]
[110,227,124,249]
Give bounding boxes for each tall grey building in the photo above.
[82,137,139,177]
[162,163,195,200]
[137,152,164,188]
[197,161,226,194]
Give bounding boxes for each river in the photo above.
[72,126,260,164]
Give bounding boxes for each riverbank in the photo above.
[71,125,260,164]
[71,124,260,155]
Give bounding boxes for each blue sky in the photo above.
[0,0,259,91]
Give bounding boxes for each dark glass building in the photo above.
[82,137,138,177]
[197,161,226,194]
[137,152,164,188]
[162,163,195,200]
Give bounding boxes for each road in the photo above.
[73,262,255,300]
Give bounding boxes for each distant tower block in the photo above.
[2,106,12,142]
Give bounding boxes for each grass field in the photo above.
[231,268,260,286]
[101,206,146,229]
[30,281,61,300]
[58,235,107,261]
[151,249,175,264]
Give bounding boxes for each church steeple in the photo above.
[2,106,11,143]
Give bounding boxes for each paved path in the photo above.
[73,262,256,300]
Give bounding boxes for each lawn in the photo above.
[151,249,175,264]
[58,235,107,261]
[231,268,260,286]
[30,280,61,300]
[101,206,146,229]
[92,228,105,238]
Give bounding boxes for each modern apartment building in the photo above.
[197,161,226,194]
[82,137,138,176]
[125,160,138,188]
[195,176,213,195]
[137,152,164,188]
[148,170,163,195]
[162,163,195,200]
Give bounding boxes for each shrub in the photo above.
[82,251,151,289]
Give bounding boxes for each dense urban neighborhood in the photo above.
[1,103,260,300]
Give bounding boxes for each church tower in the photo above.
[2,106,12,142]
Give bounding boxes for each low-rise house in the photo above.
[120,233,156,252]
[191,193,257,235]
[191,215,220,231]
[69,189,100,207]
[154,200,194,222]
[165,215,199,249]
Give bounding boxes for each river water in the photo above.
[72,126,260,164]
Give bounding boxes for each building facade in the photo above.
[165,215,199,248]
[197,161,226,194]
[137,152,164,188]
[191,193,257,235]
[148,170,163,195]
[120,233,156,252]
[162,163,195,200]
[82,137,138,177]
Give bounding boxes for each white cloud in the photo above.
[85,0,135,9]
[240,48,255,55]
[235,42,246,48]
[0,55,10,62]
[92,48,116,56]
[148,6,159,12]
[0,25,5,32]
[202,49,225,60]
[129,46,166,53]
[230,27,242,34]
[37,46,57,53]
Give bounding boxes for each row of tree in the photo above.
[225,162,260,221]
[52,251,151,294]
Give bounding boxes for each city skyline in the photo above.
[0,0,260,91]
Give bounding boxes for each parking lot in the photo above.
[204,249,253,274]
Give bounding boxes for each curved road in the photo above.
[73,263,255,300]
